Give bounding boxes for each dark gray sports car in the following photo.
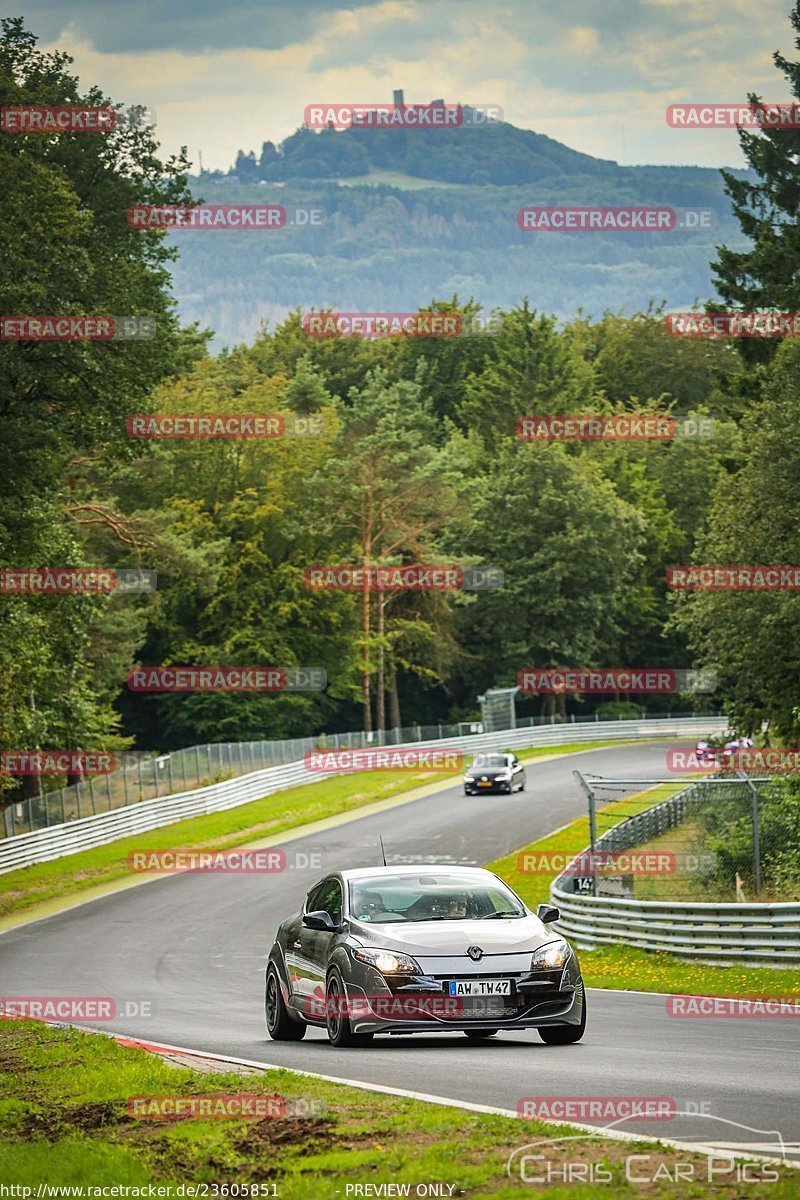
[265,865,585,1047]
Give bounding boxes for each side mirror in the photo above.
[303,909,337,932]
[536,904,560,925]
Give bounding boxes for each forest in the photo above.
[3,12,800,805]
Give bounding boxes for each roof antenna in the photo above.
[379,836,387,867]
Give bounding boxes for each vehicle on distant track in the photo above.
[265,865,586,1047]
[463,752,526,795]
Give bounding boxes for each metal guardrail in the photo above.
[0,715,722,874]
[3,710,718,838]
[552,891,800,964]
[551,777,800,964]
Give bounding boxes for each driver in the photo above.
[357,891,386,920]
[445,893,469,919]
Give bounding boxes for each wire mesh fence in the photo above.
[577,771,800,902]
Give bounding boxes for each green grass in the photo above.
[629,818,730,902]
[2,1019,797,1197]
[625,816,800,904]
[489,787,800,997]
[0,740,630,922]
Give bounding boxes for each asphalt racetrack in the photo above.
[1,741,797,1163]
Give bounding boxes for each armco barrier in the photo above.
[550,777,800,965]
[0,716,722,875]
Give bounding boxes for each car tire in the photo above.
[538,992,586,1045]
[265,965,306,1041]
[463,1029,499,1040]
[326,969,374,1048]
[518,779,526,792]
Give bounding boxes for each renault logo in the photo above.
[467,945,484,961]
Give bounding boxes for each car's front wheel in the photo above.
[326,969,374,1048]
[265,965,306,1040]
[538,993,586,1045]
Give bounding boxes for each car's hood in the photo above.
[466,766,508,778]
[351,914,554,956]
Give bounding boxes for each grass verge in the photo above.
[0,740,630,922]
[489,787,800,998]
[1,1019,796,1198]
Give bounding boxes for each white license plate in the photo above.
[448,979,513,997]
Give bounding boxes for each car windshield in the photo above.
[349,873,525,923]
[471,754,509,768]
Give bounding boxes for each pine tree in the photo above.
[711,2,800,362]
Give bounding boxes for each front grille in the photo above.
[429,971,524,981]
[387,970,574,1022]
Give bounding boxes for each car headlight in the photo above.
[531,940,570,970]
[495,772,511,781]
[464,775,475,782]
[352,948,421,974]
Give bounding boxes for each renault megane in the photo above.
[265,865,586,1047]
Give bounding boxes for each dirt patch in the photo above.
[233,1115,337,1152]
[130,1119,338,1184]
[0,1046,24,1072]
[20,1100,130,1140]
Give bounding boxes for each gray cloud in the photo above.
[18,0,387,53]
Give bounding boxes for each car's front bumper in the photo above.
[339,967,584,1035]
[464,780,511,794]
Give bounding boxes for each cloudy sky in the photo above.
[14,0,800,171]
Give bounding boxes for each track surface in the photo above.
[1,742,797,1162]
